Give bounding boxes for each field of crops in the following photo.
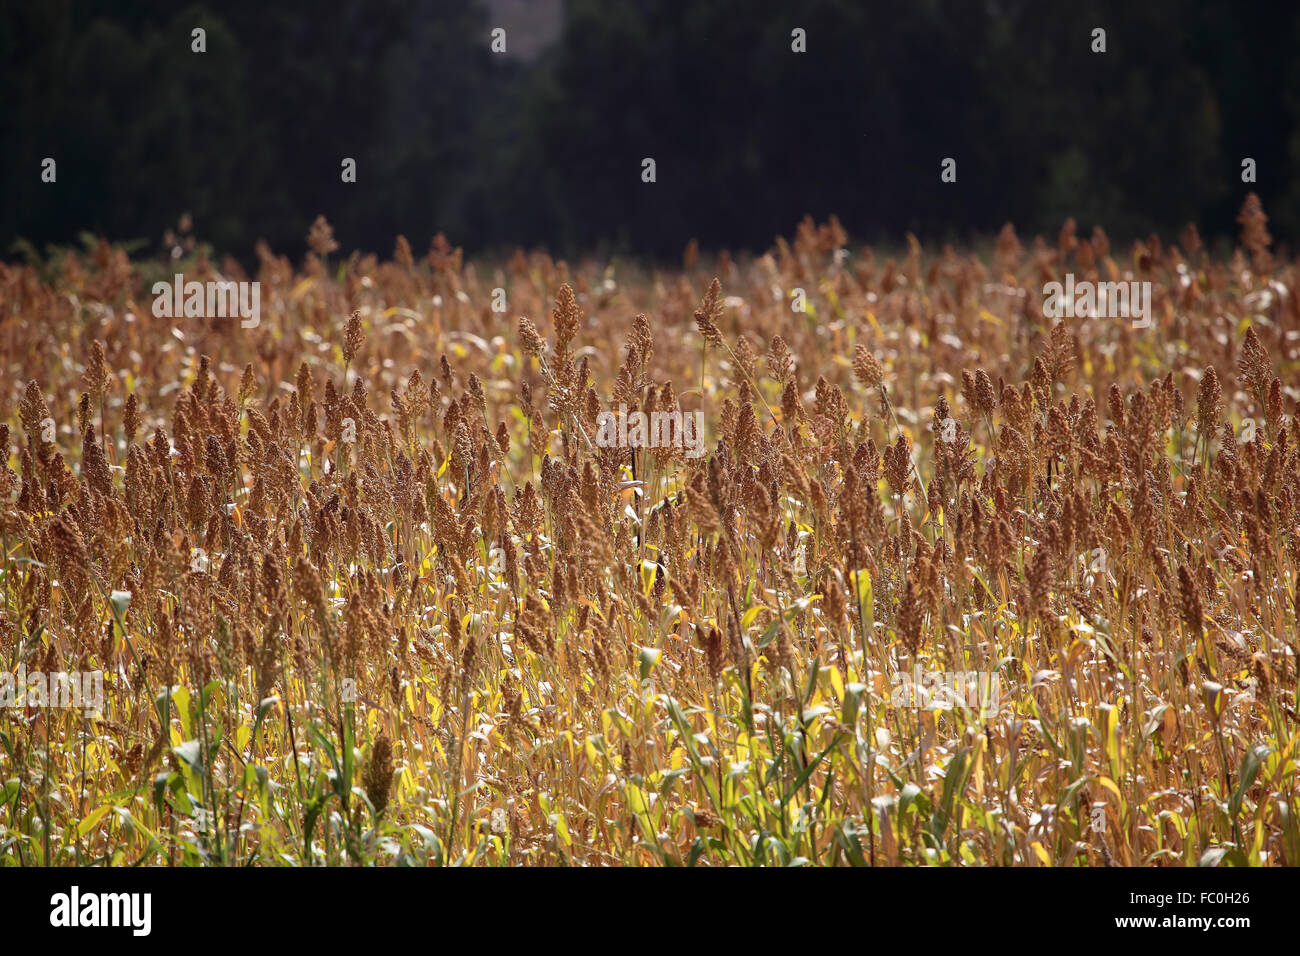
[1,200,1298,866]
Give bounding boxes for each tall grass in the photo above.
[0,203,1297,866]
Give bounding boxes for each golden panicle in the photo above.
[551,283,582,354]
[1196,366,1221,440]
[343,310,365,365]
[693,277,725,348]
[306,214,339,256]
[123,393,140,443]
[363,732,394,816]
[1177,563,1203,640]
[1238,326,1271,401]
[518,316,544,358]
[83,341,110,400]
[1236,193,1271,258]
[853,344,883,389]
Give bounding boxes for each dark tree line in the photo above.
[2,0,1297,262]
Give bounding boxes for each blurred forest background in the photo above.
[2,0,1297,262]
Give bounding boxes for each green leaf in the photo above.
[1230,744,1268,819]
[109,589,132,619]
[842,682,866,727]
[638,646,661,681]
[755,618,781,650]
[173,739,201,770]
[77,804,111,837]
[899,782,925,819]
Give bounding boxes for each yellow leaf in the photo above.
[626,785,649,815]
[78,805,111,837]
[1097,775,1123,804]
[1066,639,1089,667]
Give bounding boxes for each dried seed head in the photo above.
[1177,564,1203,640]
[1237,192,1271,257]
[883,434,912,497]
[83,342,110,399]
[50,513,91,567]
[467,373,487,417]
[853,344,883,389]
[343,311,365,364]
[629,313,654,369]
[551,283,582,353]
[781,380,805,424]
[363,732,394,816]
[1239,326,1271,400]
[1196,366,1221,438]
[518,316,544,358]
[694,277,725,348]
[974,369,997,415]
[896,579,925,655]
[123,393,141,444]
[767,335,793,384]
[307,215,339,256]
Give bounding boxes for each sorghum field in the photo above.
[2,199,1298,867]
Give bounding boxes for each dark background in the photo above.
[1,0,1297,263]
